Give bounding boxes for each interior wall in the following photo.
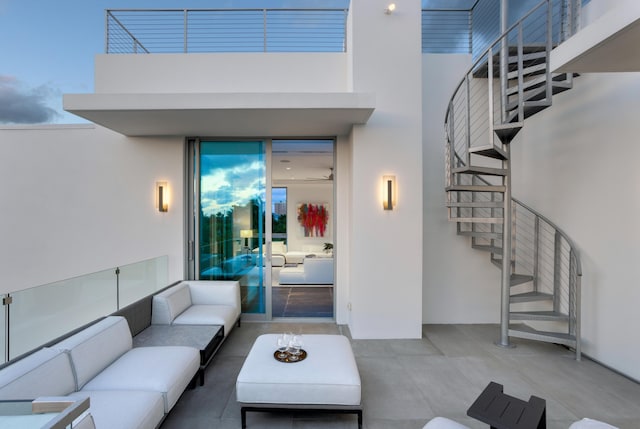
[0,125,184,294]
[510,72,640,381]
[347,0,423,339]
[284,183,334,252]
[422,54,502,324]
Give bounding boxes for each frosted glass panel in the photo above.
[9,269,116,359]
[119,255,168,307]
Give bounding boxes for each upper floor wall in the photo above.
[95,53,349,94]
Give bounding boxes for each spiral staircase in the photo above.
[444,0,582,359]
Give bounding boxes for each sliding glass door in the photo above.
[187,138,335,320]
[194,140,270,316]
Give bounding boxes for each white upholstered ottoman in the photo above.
[236,334,362,428]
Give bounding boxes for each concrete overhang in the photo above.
[551,0,640,73]
[63,92,375,137]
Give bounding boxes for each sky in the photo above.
[0,0,350,125]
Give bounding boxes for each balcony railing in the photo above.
[0,256,168,363]
[106,9,349,54]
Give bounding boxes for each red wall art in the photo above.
[297,203,329,237]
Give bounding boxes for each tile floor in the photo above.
[161,323,640,429]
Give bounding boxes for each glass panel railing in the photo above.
[0,298,6,362]
[8,268,116,360]
[2,255,169,363]
[118,255,168,308]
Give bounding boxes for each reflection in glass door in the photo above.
[196,141,268,315]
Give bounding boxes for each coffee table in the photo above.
[236,334,362,428]
[133,324,224,386]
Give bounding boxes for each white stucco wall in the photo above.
[95,53,349,93]
[0,125,184,294]
[346,0,423,339]
[510,72,640,382]
[422,54,502,324]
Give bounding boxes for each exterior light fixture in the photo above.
[382,175,397,210]
[156,181,169,212]
[385,3,396,14]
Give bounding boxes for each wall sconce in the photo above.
[385,3,396,14]
[156,181,169,212]
[382,175,397,210]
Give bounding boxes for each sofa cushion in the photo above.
[81,346,199,413]
[173,304,236,337]
[151,283,192,324]
[278,265,306,284]
[52,316,133,390]
[70,390,164,429]
[187,281,239,308]
[0,348,75,399]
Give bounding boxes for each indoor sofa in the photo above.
[0,315,200,429]
[279,257,334,285]
[151,280,241,337]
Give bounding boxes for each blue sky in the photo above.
[0,0,349,125]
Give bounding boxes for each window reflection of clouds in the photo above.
[201,157,265,216]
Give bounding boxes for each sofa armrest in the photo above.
[151,283,192,325]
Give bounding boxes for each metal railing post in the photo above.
[105,10,110,54]
[465,73,471,166]
[184,9,188,53]
[553,231,562,313]
[3,294,11,363]
[263,9,268,52]
[533,216,540,292]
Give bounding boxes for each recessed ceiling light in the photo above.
[286,167,291,171]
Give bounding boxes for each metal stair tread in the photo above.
[469,144,509,160]
[472,244,502,254]
[506,74,572,96]
[457,230,502,239]
[509,324,576,346]
[510,291,552,302]
[507,62,546,80]
[446,201,504,208]
[446,185,506,192]
[493,123,523,143]
[510,310,569,321]
[448,217,504,224]
[452,166,508,176]
[510,274,534,287]
[506,101,550,123]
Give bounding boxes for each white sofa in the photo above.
[0,316,200,429]
[279,257,334,285]
[284,244,330,264]
[152,280,241,337]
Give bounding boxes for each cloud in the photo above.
[0,76,60,124]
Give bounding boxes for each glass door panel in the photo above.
[198,141,267,314]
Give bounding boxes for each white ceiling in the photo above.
[272,140,334,184]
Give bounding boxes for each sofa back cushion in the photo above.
[272,241,287,254]
[51,316,133,390]
[151,283,192,324]
[187,281,240,309]
[0,347,75,399]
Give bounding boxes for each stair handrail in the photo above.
[512,197,582,277]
